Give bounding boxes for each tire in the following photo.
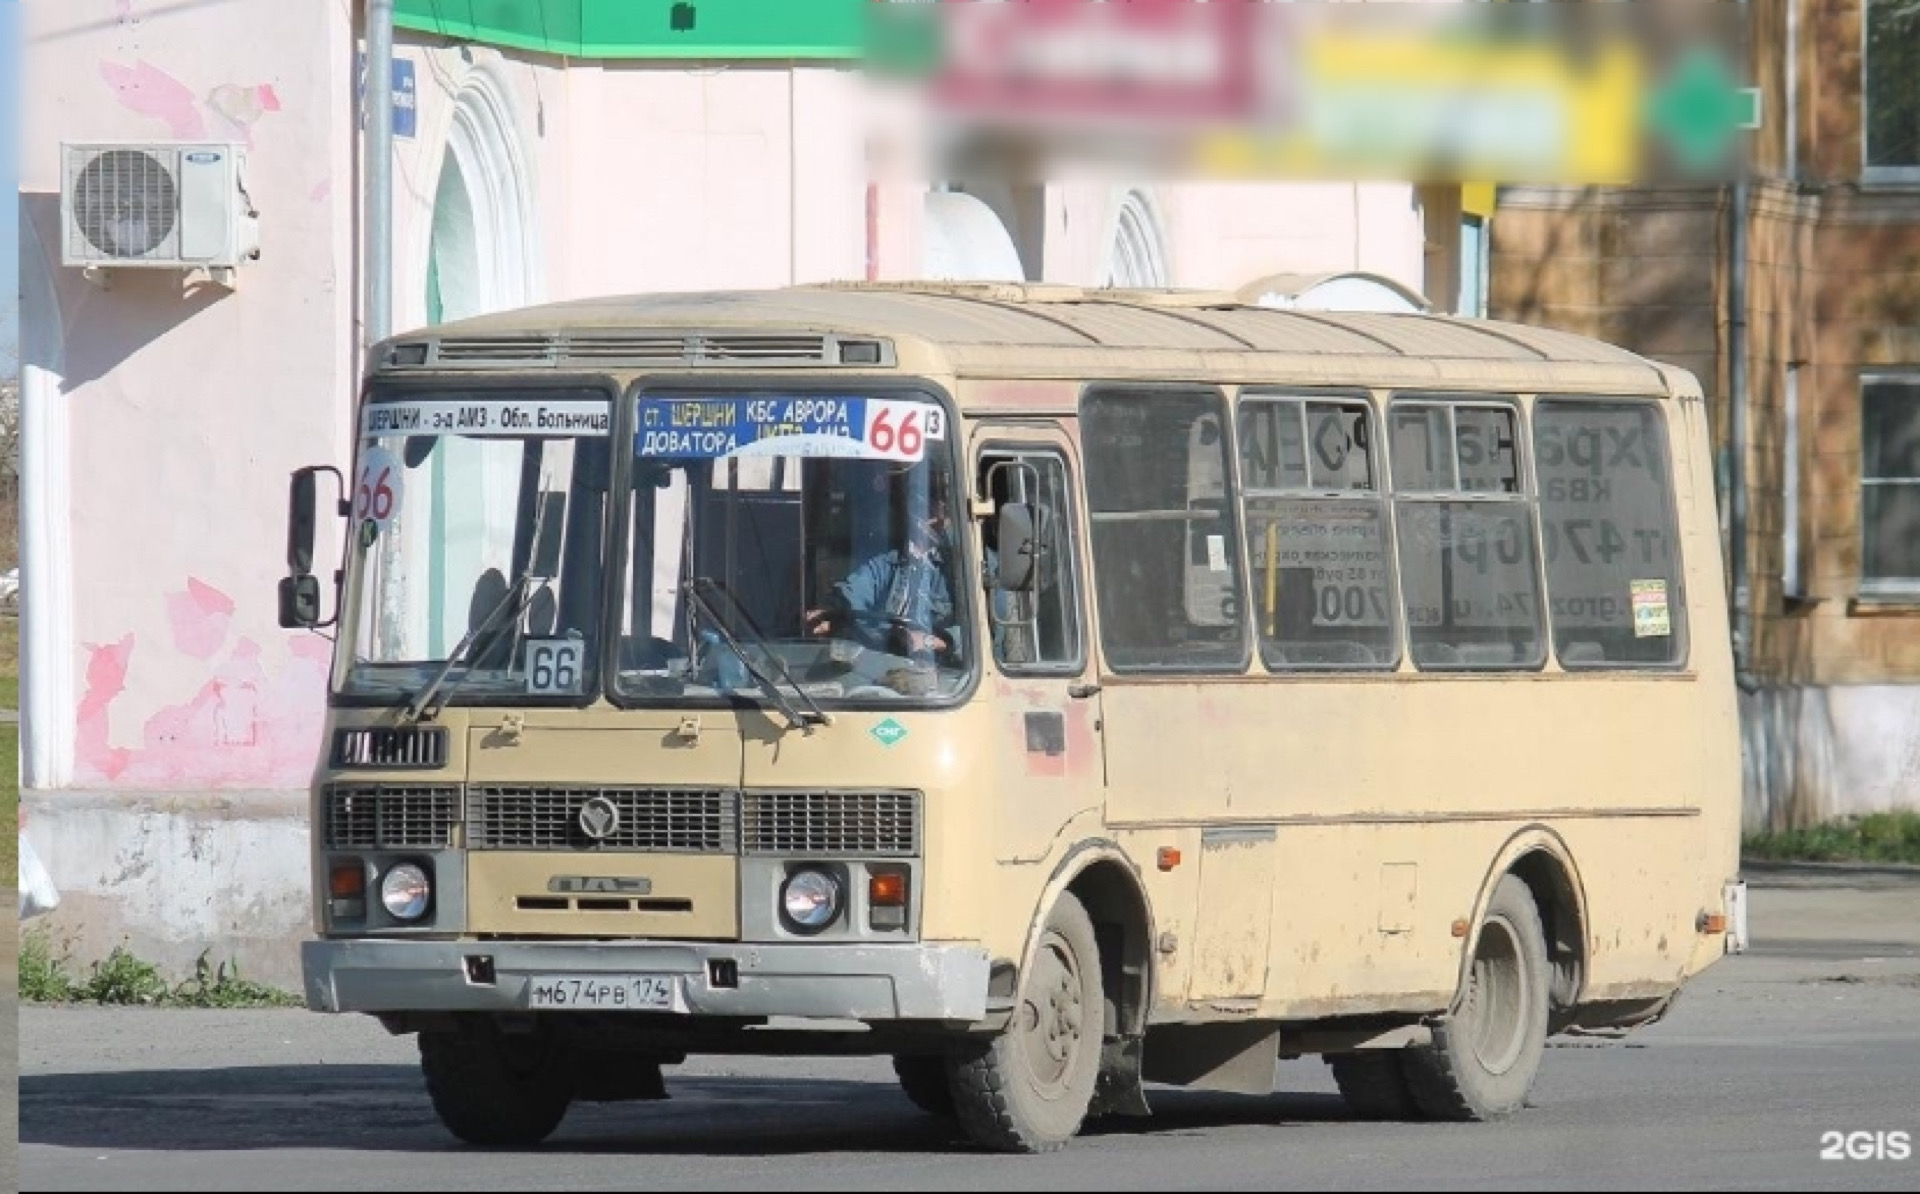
[419,1024,574,1147]
[892,1054,957,1118]
[1402,875,1551,1122]
[1328,1052,1420,1120]
[950,892,1104,1153]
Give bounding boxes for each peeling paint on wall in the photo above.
[166,577,235,659]
[1742,685,1920,830]
[99,60,283,146]
[74,582,331,789]
[100,60,207,139]
[207,82,282,145]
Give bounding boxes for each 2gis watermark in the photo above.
[1820,1131,1913,1162]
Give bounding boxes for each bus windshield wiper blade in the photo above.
[683,578,831,731]
[402,570,545,722]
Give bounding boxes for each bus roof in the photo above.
[379,283,1689,399]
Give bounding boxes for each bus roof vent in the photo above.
[432,336,560,366]
[408,331,887,370]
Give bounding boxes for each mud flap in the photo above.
[1090,1035,1152,1118]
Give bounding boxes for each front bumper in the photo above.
[303,938,991,1023]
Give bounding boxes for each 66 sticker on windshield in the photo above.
[525,639,585,695]
[636,396,945,462]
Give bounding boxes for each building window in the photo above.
[1459,216,1489,318]
[1784,366,1805,599]
[1866,0,1920,173]
[1862,377,1920,594]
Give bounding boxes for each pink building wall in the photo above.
[17,0,1434,981]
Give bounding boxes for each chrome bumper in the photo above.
[302,938,991,1023]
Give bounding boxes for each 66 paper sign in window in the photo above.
[635,395,948,462]
[524,639,585,695]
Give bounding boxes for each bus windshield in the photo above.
[617,392,973,705]
[338,388,614,704]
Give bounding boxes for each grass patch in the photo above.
[0,613,17,710]
[18,931,304,1008]
[1744,810,1920,866]
[3,613,15,869]
[2,724,16,877]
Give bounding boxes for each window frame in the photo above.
[1235,388,1403,672]
[1386,393,1549,673]
[1860,372,1920,599]
[976,441,1091,678]
[1863,0,1920,184]
[605,375,984,713]
[1079,383,1252,676]
[1531,395,1693,671]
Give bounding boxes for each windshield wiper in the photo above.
[683,577,832,732]
[402,570,550,722]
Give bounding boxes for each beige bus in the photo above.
[282,283,1746,1153]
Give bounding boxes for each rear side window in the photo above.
[1533,401,1687,666]
[1083,390,1247,672]
[1238,396,1398,669]
[1389,399,1546,670]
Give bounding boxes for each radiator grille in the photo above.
[742,792,921,857]
[325,784,461,850]
[332,727,448,770]
[468,787,738,853]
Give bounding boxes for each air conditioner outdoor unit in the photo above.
[60,142,260,280]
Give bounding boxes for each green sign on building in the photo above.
[395,0,864,61]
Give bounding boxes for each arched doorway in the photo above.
[400,65,540,656]
[1105,189,1169,288]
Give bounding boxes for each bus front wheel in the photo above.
[419,1022,575,1147]
[950,892,1104,1153]
[1402,874,1551,1121]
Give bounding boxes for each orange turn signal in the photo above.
[870,872,909,908]
[1699,913,1729,935]
[1157,848,1182,872]
[331,862,367,899]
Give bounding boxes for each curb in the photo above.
[1740,859,1920,887]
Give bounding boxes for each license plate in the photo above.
[527,974,681,1011]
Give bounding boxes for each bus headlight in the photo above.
[380,862,433,922]
[781,868,842,933]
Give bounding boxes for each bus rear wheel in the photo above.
[1402,875,1550,1121]
[419,1022,575,1147]
[950,892,1104,1153]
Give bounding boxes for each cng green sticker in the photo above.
[870,718,909,748]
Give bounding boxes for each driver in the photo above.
[810,494,961,658]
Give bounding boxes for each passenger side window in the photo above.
[1238,396,1398,669]
[1389,400,1546,670]
[1534,401,1687,666]
[1083,390,1247,671]
[981,450,1084,673]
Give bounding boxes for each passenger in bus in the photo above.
[809,495,961,661]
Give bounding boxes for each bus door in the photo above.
[972,426,1104,865]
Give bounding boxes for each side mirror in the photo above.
[278,575,323,629]
[281,464,345,630]
[287,468,319,575]
[994,503,1038,592]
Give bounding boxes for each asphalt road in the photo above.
[18,872,1920,1192]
